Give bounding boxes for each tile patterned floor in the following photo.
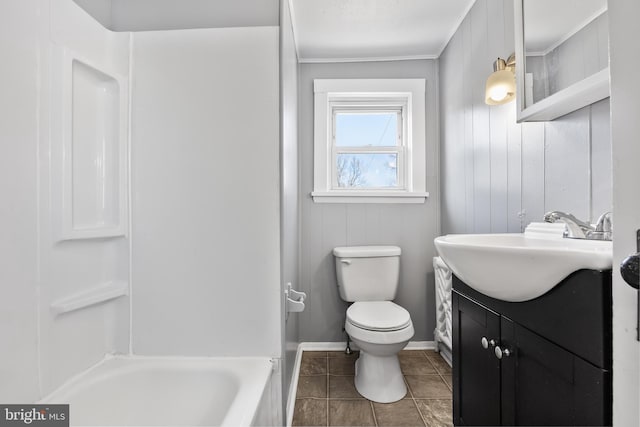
[292,350,452,427]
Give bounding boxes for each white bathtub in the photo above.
[41,356,275,427]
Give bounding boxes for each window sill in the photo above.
[311,191,429,204]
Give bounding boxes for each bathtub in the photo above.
[40,356,275,426]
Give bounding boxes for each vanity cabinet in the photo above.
[452,269,612,426]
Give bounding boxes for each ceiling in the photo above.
[289,0,476,62]
[73,0,279,31]
[72,0,475,57]
[109,0,279,31]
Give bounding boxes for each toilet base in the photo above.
[354,351,407,403]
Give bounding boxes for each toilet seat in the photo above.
[346,317,414,346]
[346,301,414,345]
[347,301,412,332]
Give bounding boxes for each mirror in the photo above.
[515,0,610,122]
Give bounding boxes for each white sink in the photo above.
[434,233,612,302]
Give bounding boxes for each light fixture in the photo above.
[485,54,516,105]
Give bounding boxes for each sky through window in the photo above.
[335,112,399,188]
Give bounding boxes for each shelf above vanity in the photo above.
[514,0,610,122]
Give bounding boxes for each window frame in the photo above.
[312,79,428,203]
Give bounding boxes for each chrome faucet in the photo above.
[589,211,613,241]
[543,211,612,240]
[543,211,593,238]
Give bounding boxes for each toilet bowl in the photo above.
[333,246,414,403]
[345,301,414,403]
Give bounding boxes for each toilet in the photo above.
[333,245,414,403]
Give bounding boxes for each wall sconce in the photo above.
[485,53,516,105]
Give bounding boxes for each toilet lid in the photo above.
[346,301,412,332]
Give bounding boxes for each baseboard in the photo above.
[405,340,437,350]
[436,342,453,367]
[297,340,435,352]
[298,341,352,351]
[285,339,438,426]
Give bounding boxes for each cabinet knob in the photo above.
[495,346,511,359]
[481,337,496,349]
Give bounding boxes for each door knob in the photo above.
[621,253,640,289]
[495,346,511,359]
[481,337,496,349]
[624,230,640,342]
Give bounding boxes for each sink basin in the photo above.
[434,233,612,302]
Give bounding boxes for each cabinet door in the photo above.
[452,291,501,426]
[500,318,610,426]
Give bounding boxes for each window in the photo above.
[312,79,428,203]
[334,107,402,189]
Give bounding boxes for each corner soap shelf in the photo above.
[51,281,129,315]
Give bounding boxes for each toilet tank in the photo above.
[333,246,401,302]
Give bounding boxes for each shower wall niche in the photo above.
[53,48,128,241]
[28,0,132,397]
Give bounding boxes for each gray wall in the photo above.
[298,60,440,342]
[440,0,612,236]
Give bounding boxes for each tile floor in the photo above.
[292,350,452,427]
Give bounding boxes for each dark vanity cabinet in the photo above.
[452,270,612,426]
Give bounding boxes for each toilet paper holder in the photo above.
[285,282,306,313]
